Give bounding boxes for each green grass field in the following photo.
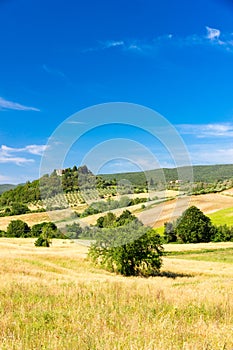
[207,206,233,226]
[166,247,233,263]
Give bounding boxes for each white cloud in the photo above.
[187,144,233,165]
[24,145,48,155]
[206,26,221,40]
[0,155,34,165]
[0,174,11,182]
[0,97,40,112]
[0,144,47,165]
[177,123,233,138]
[1,144,47,156]
[205,26,233,51]
[104,40,125,48]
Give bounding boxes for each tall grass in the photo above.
[0,238,233,349]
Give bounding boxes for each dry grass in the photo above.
[0,212,50,231]
[0,209,78,231]
[0,238,233,349]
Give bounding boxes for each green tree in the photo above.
[31,222,57,237]
[164,222,177,243]
[10,202,30,215]
[88,222,163,276]
[7,220,31,238]
[0,230,6,237]
[115,210,137,227]
[175,206,213,243]
[34,225,52,247]
[31,222,46,237]
[96,216,105,228]
[65,222,82,238]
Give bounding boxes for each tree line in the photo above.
[1,205,233,276]
[164,206,233,243]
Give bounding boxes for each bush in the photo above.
[65,222,82,239]
[10,202,30,215]
[164,222,177,243]
[88,222,163,276]
[34,235,51,247]
[34,225,52,247]
[0,230,6,237]
[31,222,65,238]
[211,224,233,242]
[7,220,31,238]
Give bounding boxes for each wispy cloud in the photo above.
[84,27,233,55]
[177,123,233,138]
[0,174,11,182]
[84,39,144,53]
[104,40,125,48]
[0,144,48,165]
[0,97,40,112]
[204,26,233,51]
[24,145,48,155]
[206,26,221,40]
[42,64,66,79]
[187,143,233,165]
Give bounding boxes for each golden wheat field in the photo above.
[0,238,233,350]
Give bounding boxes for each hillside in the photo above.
[1,164,233,211]
[101,164,233,185]
[0,184,16,194]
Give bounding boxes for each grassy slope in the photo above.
[0,238,233,350]
[207,206,233,226]
[156,204,233,235]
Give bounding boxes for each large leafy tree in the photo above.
[7,220,31,238]
[175,206,213,243]
[88,220,163,276]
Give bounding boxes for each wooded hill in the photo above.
[0,184,16,194]
[101,164,233,185]
[0,164,233,208]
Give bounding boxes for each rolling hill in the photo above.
[0,184,16,194]
[101,164,233,184]
[0,164,233,210]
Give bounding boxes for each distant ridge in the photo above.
[0,184,16,195]
[101,164,233,185]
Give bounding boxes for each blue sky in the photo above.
[1,0,233,183]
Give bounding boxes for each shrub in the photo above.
[34,235,51,247]
[164,222,177,243]
[211,224,233,242]
[65,222,82,239]
[7,220,31,238]
[88,222,163,276]
[34,225,52,247]
[31,222,64,238]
